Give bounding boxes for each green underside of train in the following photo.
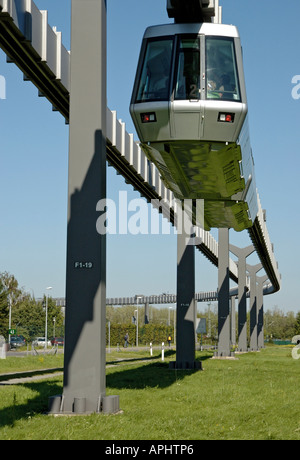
[141,140,252,232]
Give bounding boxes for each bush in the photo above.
[106,323,174,347]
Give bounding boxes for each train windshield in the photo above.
[206,37,241,101]
[136,38,173,102]
[174,37,200,100]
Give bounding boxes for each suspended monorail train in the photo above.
[130,22,258,231]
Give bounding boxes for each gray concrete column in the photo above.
[231,296,236,347]
[247,263,262,351]
[170,213,201,370]
[229,244,254,352]
[144,302,149,325]
[57,0,118,415]
[257,275,268,349]
[217,228,231,356]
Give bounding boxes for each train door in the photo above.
[170,35,203,140]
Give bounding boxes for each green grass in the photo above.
[0,354,64,375]
[0,347,299,440]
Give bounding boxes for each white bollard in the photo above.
[161,342,164,361]
[1,344,7,359]
[150,342,153,356]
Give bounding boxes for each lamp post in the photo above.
[134,309,138,348]
[134,295,143,348]
[8,294,12,346]
[45,287,52,350]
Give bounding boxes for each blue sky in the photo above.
[0,0,299,314]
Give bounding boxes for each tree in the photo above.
[12,295,44,341]
[0,272,21,339]
[0,278,8,338]
[41,296,65,338]
[0,271,65,342]
[12,296,65,341]
[264,307,297,340]
[294,311,300,335]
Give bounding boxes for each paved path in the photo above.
[0,368,63,385]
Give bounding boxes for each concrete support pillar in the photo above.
[55,0,119,415]
[231,296,236,347]
[170,215,201,370]
[144,302,149,325]
[229,244,254,352]
[247,263,262,351]
[217,228,231,357]
[257,275,268,349]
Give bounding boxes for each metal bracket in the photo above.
[167,0,217,23]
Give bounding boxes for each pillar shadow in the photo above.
[63,129,106,389]
[0,380,63,428]
[106,359,201,391]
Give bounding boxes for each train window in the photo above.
[136,38,173,102]
[174,37,200,100]
[206,37,241,101]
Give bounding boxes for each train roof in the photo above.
[143,22,240,39]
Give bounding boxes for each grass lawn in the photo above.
[0,346,299,440]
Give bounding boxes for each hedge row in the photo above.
[106,323,174,347]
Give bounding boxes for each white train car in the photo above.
[130,22,258,231]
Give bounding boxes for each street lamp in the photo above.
[45,286,52,350]
[8,293,12,346]
[134,295,143,348]
[134,308,138,347]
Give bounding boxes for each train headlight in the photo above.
[218,112,235,123]
[140,112,157,123]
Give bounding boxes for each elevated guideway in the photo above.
[0,0,280,293]
[53,291,218,308]
[54,281,276,309]
[50,291,218,308]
